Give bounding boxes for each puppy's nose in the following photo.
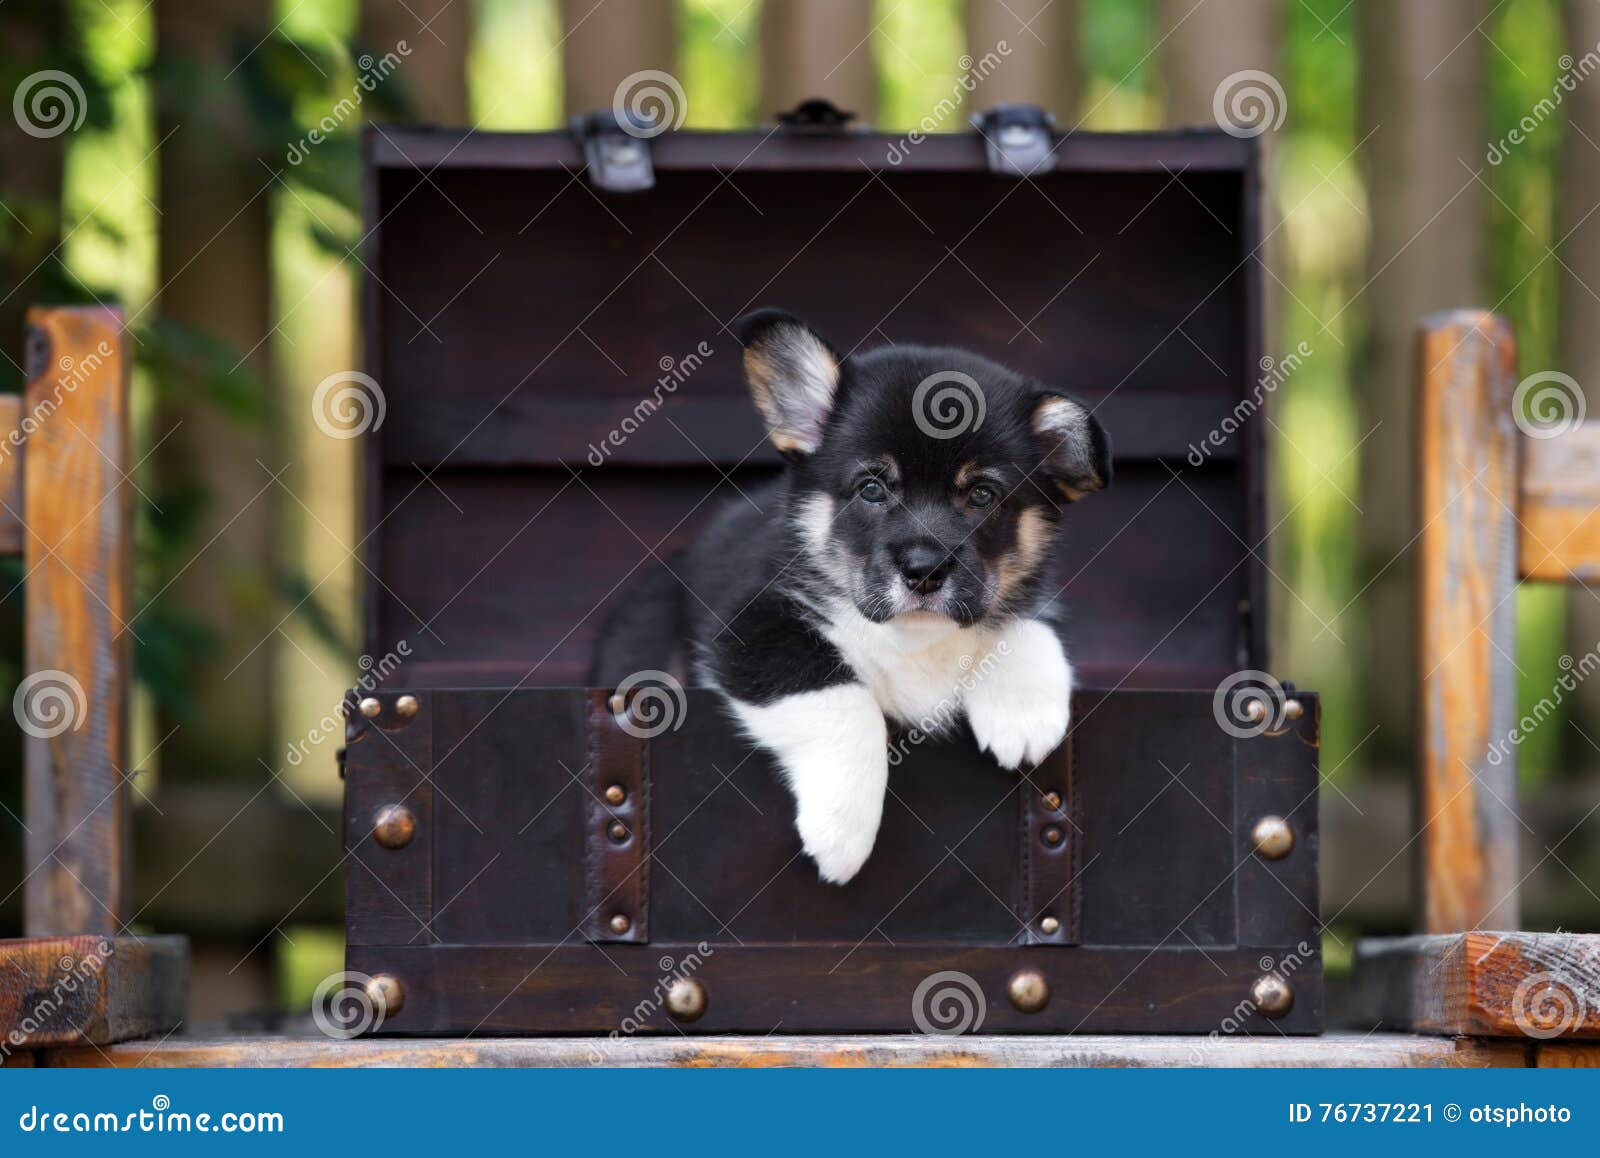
[894,542,953,595]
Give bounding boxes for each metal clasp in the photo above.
[973,104,1057,177]
[571,108,657,193]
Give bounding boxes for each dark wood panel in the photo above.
[369,124,1255,174]
[1074,691,1237,946]
[344,943,1322,1035]
[372,166,1247,467]
[372,462,1248,686]
[648,695,1026,943]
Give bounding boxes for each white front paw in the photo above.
[729,683,889,885]
[963,620,1072,770]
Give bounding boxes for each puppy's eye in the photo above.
[968,483,997,509]
[858,478,889,503]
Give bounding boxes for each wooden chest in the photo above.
[342,111,1321,1036]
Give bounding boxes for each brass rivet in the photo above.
[395,694,419,718]
[373,804,416,850]
[608,820,629,843]
[604,784,626,806]
[358,697,381,718]
[665,977,708,1022]
[609,913,631,935]
[1007,969,1050,1013]
[1038,915,1060,935]
[1041,791,1062,811]
[365,973,405,1017]
[1243,698,1267,722]
[608,692,626,716]
[1251,815,1294,860]
[1250,973,1293,1018]
[1042,825,1063,847]
[1283,698,1304,721]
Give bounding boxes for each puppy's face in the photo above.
[739,310,1111,627]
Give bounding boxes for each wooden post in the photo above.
[1359,1,1490,775]
[19,306,133,937]
[1415,310,1520,933]
[558,0,678,115]
[757,0,876,123]
[360,0,470,123]
[963,0,1078,123]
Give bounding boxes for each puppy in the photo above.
[591,310,1111,884]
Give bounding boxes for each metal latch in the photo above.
[973,104,1057,177]
[571,108,658,193]
[776,97,859,133]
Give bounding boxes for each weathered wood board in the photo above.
[1352,932,1600,1038]
[0,935,187,1049]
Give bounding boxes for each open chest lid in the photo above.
[358,110,1267,689]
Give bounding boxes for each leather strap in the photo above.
[1017,719,1076,945]
[583,690,650,943]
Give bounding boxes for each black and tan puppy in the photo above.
[592,310,1111,883]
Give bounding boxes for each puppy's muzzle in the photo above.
[892,540,954,595]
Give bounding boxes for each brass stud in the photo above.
[609,913,631,935]
[604,784,626,806]
[1251,815,1294,860]
[1250,973,1293,1018]
[608,820,629,843]
[1038,915,1060,935]
[372,804,417,850]
[358,697,381,718]
[1041,825,1064,847]
[1283,698,1304,722]
[1007,969,1050,1013]
[365,973,405,1018]
[665,977,708,1022]
[1041,791,1062,811]
[395,694,419,718]
[608,692,626,716]
[1243,698,1267,723]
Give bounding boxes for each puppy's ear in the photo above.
[736,309,840,457]
[1031,392,1111,501]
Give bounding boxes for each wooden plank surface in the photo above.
[41,1031,1526,1069]
[1353,932,1600,1038]
[0,935,187,1050]
[1415,311,1520,933]
[20,306,132,937]
[1519,423,1600,581]
[1536,1043,1600,1067]
[0,394,21,554]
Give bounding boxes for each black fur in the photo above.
[590,311,1110,703]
